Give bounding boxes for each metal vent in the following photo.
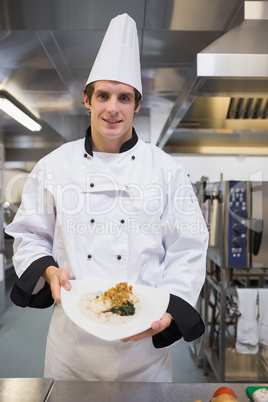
[227,98,268,119]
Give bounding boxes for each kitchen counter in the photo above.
[0,378,53,402]
[47,381,267,401]
[1,378,267,401]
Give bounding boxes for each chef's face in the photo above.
[83,80,140,152]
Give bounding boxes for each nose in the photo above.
[106,96,118,114]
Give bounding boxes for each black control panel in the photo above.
[228,181,247,267]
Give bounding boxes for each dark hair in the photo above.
[84,82,142,111]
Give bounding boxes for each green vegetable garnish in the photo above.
[107,301,135,316]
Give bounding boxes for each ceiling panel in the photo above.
[4,69,67,92]
[0,31,52,69]
[142,67,189,93]
[53,31,108,69]
[0,0,267,163]
[142,31,220,67]
[145,0,244,31]
[0,0,146,30]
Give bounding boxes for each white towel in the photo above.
[235,288,259,354]
[235,340,259,354]
[258,288,268,346]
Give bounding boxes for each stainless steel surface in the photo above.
[225,345,268,382]
[47,381,265,401]
[203,180,268,269]
[204,269,268,382]
[251,182,268,268]
[0,254,4,315]
[157,0,268,153]
[0,378,53,402]
[0,142,4,314]
[201,180,268,381]
[1,0,268,161]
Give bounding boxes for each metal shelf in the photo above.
[203,257,268,382]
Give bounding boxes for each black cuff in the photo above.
[10,256,58,309]
[152,293,205,348]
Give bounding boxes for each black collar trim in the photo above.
[84,126,138,157]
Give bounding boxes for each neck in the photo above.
[91,138,121,153]
[90,128,133,153]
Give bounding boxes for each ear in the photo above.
[134,101,141,114]
[83,92,91,110]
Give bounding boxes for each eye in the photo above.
[95,92,109,101]
[120,95,130,101]
[98,93,108,100]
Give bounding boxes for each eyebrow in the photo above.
[119,91,134,98]
[95,89,134,98]
[95,90,107,95]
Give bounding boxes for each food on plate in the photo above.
[77,282,141,325]
[210,386,238,402]
[253,388,268,401]
[87,282,139,316]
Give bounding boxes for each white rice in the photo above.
[77,290,142,325]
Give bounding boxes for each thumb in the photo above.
[63,281,71,290]
[59,270,71,291]
[152,321,160,331]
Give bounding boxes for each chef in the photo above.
[6,14,208,382]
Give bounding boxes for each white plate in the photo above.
[61,280,170,342]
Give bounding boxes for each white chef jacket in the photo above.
[6,127,208,382]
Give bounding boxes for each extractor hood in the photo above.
[157,1,268,150]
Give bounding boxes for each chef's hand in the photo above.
[121,312,173,343]
[42,265,71,303]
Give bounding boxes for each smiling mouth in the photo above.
[103,118,122,124]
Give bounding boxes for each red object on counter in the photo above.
[213,387,237,399]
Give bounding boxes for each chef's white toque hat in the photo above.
[85,13,142,96]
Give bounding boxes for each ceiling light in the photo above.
[0,91,42,132]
